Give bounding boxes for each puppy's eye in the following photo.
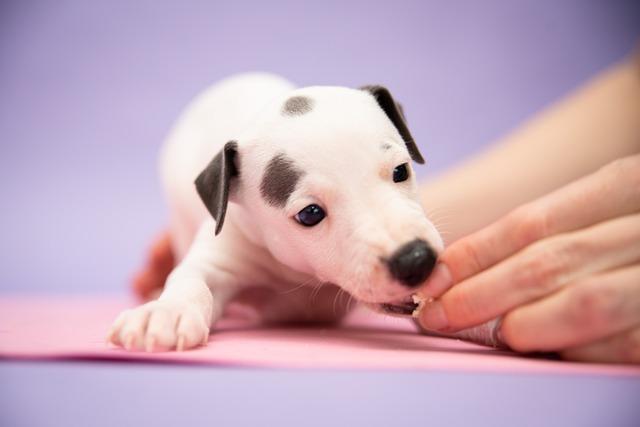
[295,204,326,227]
[393,163,409,183]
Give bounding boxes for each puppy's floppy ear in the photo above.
[195,140,239,235]
[360,85,425,164]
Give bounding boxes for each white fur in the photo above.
[108,73,443,351]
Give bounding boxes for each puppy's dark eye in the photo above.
[295,204,326,227]
[393,163,409,183]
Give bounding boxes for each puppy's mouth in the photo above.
[367,295,423,317]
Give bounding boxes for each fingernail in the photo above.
[421,263,452,298]
[419,300,449,331]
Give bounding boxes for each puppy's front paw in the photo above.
[107,300,209,352]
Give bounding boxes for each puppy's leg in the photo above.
[108,219,245,351]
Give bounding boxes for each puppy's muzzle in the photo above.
[386,239,437,287]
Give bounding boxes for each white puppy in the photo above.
[108,73,443,351]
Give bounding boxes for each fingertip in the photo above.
[417,299,450,332]
[419,262,453,299]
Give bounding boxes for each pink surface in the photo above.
[1,295,638,376]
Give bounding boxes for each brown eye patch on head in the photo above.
[260,153,304,208]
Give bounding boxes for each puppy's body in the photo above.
[109,73,443,351]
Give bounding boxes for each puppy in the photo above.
[108,73,443,351]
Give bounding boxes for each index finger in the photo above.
[421,154,640,297]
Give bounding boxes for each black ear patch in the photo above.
[195,141,239,235]
[360,85,425,164]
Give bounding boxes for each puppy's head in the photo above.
[196,85,443,315]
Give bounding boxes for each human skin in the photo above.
[417,53,640,363]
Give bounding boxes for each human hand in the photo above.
[417,154,640,363]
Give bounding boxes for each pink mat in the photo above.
[1,295,638,376]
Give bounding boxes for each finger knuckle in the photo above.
[519,234,592,292]
[605,156,640,194]
[510,204,552,246]
[453,240,484,277]
[605,155,640,181]
[557,234,591,260]
[514,246,564,295]
[563,284,619,330]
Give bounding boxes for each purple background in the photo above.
[1,1,639,426]
[1,362,640,427]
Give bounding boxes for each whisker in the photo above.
[430,216,453,228]
[332,287,347,316]
[426,215,451,226]
[424,205,453,217]
[347,292,356,312]
[279,277,317,295]
[310,280,325,303]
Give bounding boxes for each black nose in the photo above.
[386,239,437,287]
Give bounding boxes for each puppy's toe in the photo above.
[116,306,152,351]
[108,300,209,352]
[175,309,210,350]
[145,302,181,351]
[106,309,131,346]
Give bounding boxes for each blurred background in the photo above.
[1,0,638,293]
